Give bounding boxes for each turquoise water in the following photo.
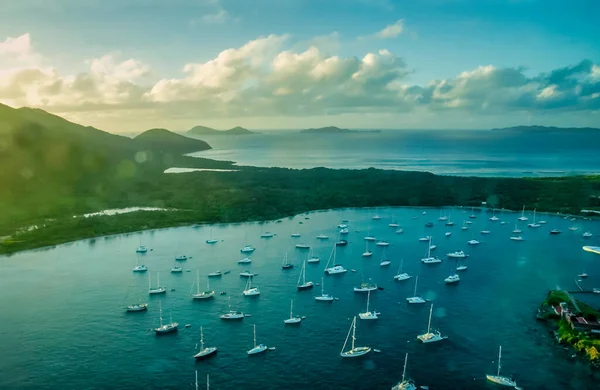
[1,207,600,389]
[189,130,600,177]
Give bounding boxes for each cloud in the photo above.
[375,19,404,39]
[0,32,599,131]
[201,9,230,24]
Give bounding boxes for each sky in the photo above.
[0,0,599,132]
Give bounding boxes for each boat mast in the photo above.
[366,290,370,313]
[290,300,293,319]
[351,317,356,350]
[321,277,325,295]
[402,353,408,382]
[195,370,198,390]
[253,324,257,348]
[340,317,353,354]
[497,346,502,377]
[159,301,163,327]
[200,326,204,350]
[427,303,433,334]
[413,276,419,296]
[206,276,210,291]
[196,270,200,295]
[157,272,160,288]
[206,374,209,390]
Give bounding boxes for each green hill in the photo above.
[300,126,353,134]
[134,128,211,154]
[187,125,255,136]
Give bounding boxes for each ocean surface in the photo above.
[1,207,599,389]
[188,130,600,177]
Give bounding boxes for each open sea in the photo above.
[1,207,600,389]
[188,130,600,177]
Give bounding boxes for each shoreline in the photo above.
[2,203,597,257]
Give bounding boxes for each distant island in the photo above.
[134,128,211,154]
[491,125,600,133]
[187,125,255,136]
[300,126,381,134]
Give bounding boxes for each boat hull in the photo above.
[314,296,334,302]
[340,347,371,358]
[155,325,178,335]
[194,347,218,359]
[407,297,426,304]
[247,345,268,355]
[394,274,412,281]
[284,317,302,324]
[486,375,517,387]
[297,282,314,290]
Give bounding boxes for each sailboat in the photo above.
[247,324,268,355]
[364,225,376,241]
[444,271,460,284]
[354,277,378,292]
[148,273,166,294]
[456,258,467,271]
[242,276,260,296]
[170,264,183,273]
[358,290,380,320]
[297,260,314,290]
[132,254,148,272]
[380,248,391,267]
[281,252,293,269]
[512,221,522,234]
[154,301,178,334]
[238,257,252,264]
[283,299,302,324]
[194,326,218,359]
[421,237,442,264]
[175,254,188,261]
[389,214,399,228]
[136,238,148,253]
[489,208,499,221]
[362,240,373,257]
[126,302,148,312]
[394,259,412,281]
[324,245,347,274]
[528,208,540,228]
[406,276,426,304]
[220,298,244,320]
[307,248,320,263]
[391,353,417,390]
[417,303,447,343]
[240,233,255,253]
[486,346,518,387]
[461,221,468,231]
[192,272,215,300]
[206,227,218,244]
[340,316,371,357]
[518,205,528,221]
[583,231,593,238]
[469,206,477,219]
[447,250,466,258]
[314,277,334,301]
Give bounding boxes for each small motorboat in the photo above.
[260,232,274,238]
[220,291,227,295]
[291,233,301,237]
[593,288,600,294]
[170,266,183,273]
[336,240,348,246]
[578,273,588,278]
[208,271,223,277]
[550,229,561,235]
[425,222,434,228]
[583,232,593,238]
[316,234,329,240]
[445,232,452,237]
[295,244,310,249]
[175,255,188,261]
[376,241,390,247]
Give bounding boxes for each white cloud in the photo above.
[1,32,599,132]
[376,19,404,39]
[201,9,230,24]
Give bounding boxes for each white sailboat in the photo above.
[490,208,499,221]
[364,225,376,241]
[291,233,301,237]
[518,205,528,221]
[486,346,518,387]
[307,248,320,263]
[340,316,371,357]
[192,272,215,300]
[324,245,347,274]
[469,206,477,219]
[126,302,148,312]
[297,260,314,290]
[528,208,540,228]
[380,249,391,267]
[358,290,380,320]
[444,271,460,284]
[206,228,218,244]
[281,252,293,269]
[512,221,522,234]
[467,239,480,245]
[132,254,148,272]
[136,238,148,253]
[417,303,447,343]
[421,237,441,264]
[314,276,334,302]
[406,276,426,304]
[194,326,218,359]
[148,272,166,294]
[391,353,417,390]
[447,250,466,258]
[220,298,244,320]
[362,240,373,257]
[154,301,178,334]
[354,276,378,292]
[510,236,523,241]
[242,276,260,296]
[456,258,467,271]
[283,299,302,324]
[583,231,593,238]
[247,324,267,355]
[394,259,412,281]
[389,214,399,228]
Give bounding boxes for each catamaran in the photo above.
[394,259,412,281]
[283,299,302,324]
[324,245,347,275]
[406,276,426,304]
[391,353,417,390]
[247,324,268,355]
[297,260,314,290]
[154,302,178,334]
[238,257,252,264]
[486,346,518,387]
[314,277,334,301]
[421,237,442,264]
[518,205,528,221]
[242,276,260,296]
[354,277,378,292]
[528,209,540,228]
[133,255,148,272]
[340,316,371,357]
[192,272,215,300]
[444,272,460,284]
[358,290,380,320]
[136,245,148,254]
[194,326,218,359]
[417,303,447,343]
[447,250,466,258]
[148,273,166,294]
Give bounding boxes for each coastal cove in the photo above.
[1,206,600,389]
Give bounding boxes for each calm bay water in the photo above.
[1,207,600,389]
[189,130,600,177]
